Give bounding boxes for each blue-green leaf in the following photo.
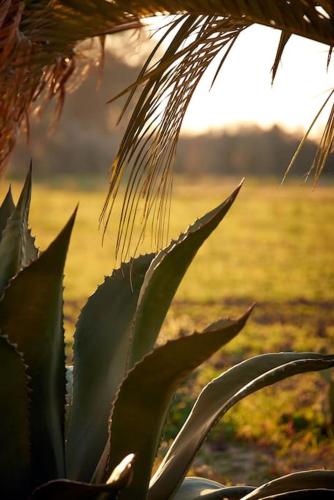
[32,454,135,499]
[0,336,31,498]
[67,254,155,482]
[242,470,334,499]
[0,187,15,241]
[107,308,251,499]
[173,477,254,499]
[130,182,243,366]
[0,209,76,485]
[150,354,334,499]
[260,490,334,499]
[0,167,38,291]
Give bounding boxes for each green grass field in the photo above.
[3,175,334,486]
[6,175,333,303]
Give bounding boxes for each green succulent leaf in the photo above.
[242,470,334,500]
[66,365,74,407]
[21,225,39,269]
[0,209,76,485]
[0,168,32,290]
[172,477,223,499]
[259,491,334,499]
[0,187,15,241]
[0,167,38,291]
[0,336,31,499]
[173,477,254,500]
[150,353,334,499]
[130,182,243,366]
[31,454,135,500]
[107,308,252,499]
[67,253,155,482]
[65,365,74,437]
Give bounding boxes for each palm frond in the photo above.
[103,1,334,257]
[0,0,140,168]
[283,88,334,183]
[271,30,290,84]
[102,15,247,259]
[124,0,334,46]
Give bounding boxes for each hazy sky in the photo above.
[179,25,334,138]
[111,20,334,138]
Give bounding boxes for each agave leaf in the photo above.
[66,365,74,407]
[65,365,74,437]
[172,477,223,499]
[0,335,31,498]
[32,454,135,500]
[107,308,252,499]
[265,490,334,499]
[0,168,32,290]
[242,470,334,500]
[0,209,76,485]
[173,477,254,500]
[0,167,37,290]
[67,253,155,482]
[130,183,242,366]
[150,353,334,499]
[260,490,334,499]
[0,186,15,240]
[21,221,39,268]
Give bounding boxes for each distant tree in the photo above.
[176,126,327,178]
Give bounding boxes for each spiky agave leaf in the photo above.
[68,185,240,483]
[66,253,155,482]
[130,182,242,365]
[259,491,334,499]
[0,207,76,486]
[104,309,252,499]
[149,353,334,499]
[31,454,135,499]
[173,478,255,500]
[242,470,334,499]
[0,335,31,499]
[0,165,38,291]
[0,185,15,239]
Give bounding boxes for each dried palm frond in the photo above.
[0,0,140,168]
[271,30,291,84]
[103,1,334,258]
[283,88,334,184]
[103,15,246,259]
[125,0,334,45]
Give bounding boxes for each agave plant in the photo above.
[1,168,334,499]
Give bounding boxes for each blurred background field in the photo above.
[2,174,334,486]
[4,175,333,306]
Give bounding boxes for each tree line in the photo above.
[10,48,332,180]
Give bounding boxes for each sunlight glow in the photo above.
[180,25,334,138]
